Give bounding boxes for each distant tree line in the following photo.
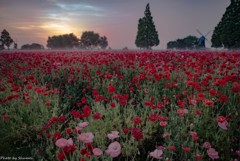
[21,43,44,50]
[167,36,198,50]
[47,31,108,50]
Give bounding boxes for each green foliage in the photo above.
[1,29,13,50]
[0,85,59,157]
[99,36,108,49]
[21,43,44,50]
[14,42,18,50]
[211,0,240,49]
[135,3,159,49]
[47,33,79,49]
[167,35,198,49]
[80,31,100,49]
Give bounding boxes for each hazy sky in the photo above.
[0,0,230,49]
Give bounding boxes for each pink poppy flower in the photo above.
[108,131,120,140]
[79,133,94,143]
[150,149,163,159]
[190,123,194,129]
[189,131,197,137]
[183,109,188,114]
[105,141,121,158]
[236,150,240,156]
[218,120,228,130]
[203,142,211,149]
[67,138,73,147]
[93,148,102,156]
[78,122,89,128]
[207,148,219,159]
[55,138,68,148]
[163,132,170,138]
[190,99,197,106]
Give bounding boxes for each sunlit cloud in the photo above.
[40,23,74,35]
[15,25,37,30]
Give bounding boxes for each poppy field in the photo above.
[0,50,240,161]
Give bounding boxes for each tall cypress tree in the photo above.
[211,0,240,49]
[135,3,159,49]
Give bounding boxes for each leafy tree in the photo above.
[1,29,13,50]
[167,36,198,49]
[14,42,18,50]
[99,36,108,49]
[211,0,240,49]
[47,33,79,49]
[135,3,159,49]
[80,31,100,49]
[0,39,3,50]
[21,43,44,50]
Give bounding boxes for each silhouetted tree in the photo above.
[167,36,198,49]
[14,42,18,50]
[1,29,13,50]
[0,39,3,50]
[99,36,108,49]
[211,0,240,49]
[47,33,79,49]
[21,43,44,50]
[135,3,159,49]
[80,31,100,49]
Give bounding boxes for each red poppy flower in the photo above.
[216,116,225,123]
[131,128,140,134]
[160,121,167,127]
[80,158,86,161]
[119,98,127,105]
[66,128,72,134]
[148,114,157,122]
[110,102,116,108]
[177,109,184,115]
[193,136,198,141]
[3,116,10,121]
[169,146,175,151]
[53,132,61,140]
[92,90,99,96]
[123,129,129,133]
[57,152,65,161]
[133,132,143,140]
[197,93,205,99]
[80,149,87,155]
[86,152,91,158]
[59,116,66,122]
[195,155,203,160]
[46,133,51,138]
[183,147,190,152]
[93,113,101,120]
[210,90,216,96]
[133,117,141,124]
[85,143,94,152]
[108,85,116,94]
[45,102,51,106]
